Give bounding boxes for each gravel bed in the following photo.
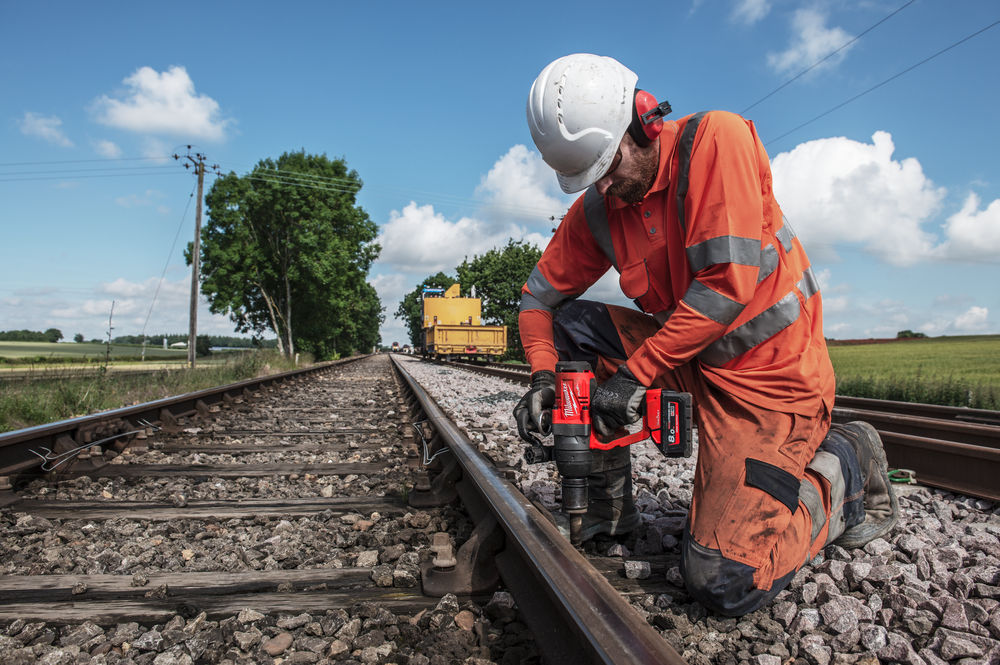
[396,356,1000,665]
[0,356,540,664]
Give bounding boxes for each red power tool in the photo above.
[524,360,693,543]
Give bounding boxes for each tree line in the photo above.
[394,239,543,360]
[0,329,64,343]
[111,335,278,348]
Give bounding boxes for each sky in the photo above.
[2,1,999,349]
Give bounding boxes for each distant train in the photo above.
[421,283,507,360]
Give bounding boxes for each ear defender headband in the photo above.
[627,89,672,148]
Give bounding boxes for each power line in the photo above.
[765,17,1000,146]
[0,165,177,177]
[0,171,185,183]
[140,183,196,350]
[741,0,916,115]
[0,156,171,167]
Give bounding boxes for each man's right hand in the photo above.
[513,370,556,445]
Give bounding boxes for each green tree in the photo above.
[456,239,542,359]
[193,151,382,359]
[394,272,456,348]
[43,328,63,343]
[73,333,84,343]
[195,335,213,357]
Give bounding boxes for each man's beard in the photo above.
[607,178,648,204]
[607,149,659,204]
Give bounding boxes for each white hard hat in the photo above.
[527,54,638,194]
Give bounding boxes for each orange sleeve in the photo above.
[519,196,612,373]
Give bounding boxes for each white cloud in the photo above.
[954,306,989,332]
[94,139,122,158]
[0,276,237,341]
[475,145,570,224]
[92,66,230,141]
[732,0,770,24]
[772,131,944,266]
[933,193,1000,261]
[921,306,990,337]
[376,201,537,275]
[19,112,73,147]
[768,9,853,75]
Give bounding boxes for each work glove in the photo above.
[513,370,556,446]
[591,364,646,439]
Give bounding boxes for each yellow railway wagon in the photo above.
[424,324,507,359]
[421,283,507,359]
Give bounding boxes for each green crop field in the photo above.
[0,341,187,363]
[829,335,1000,409]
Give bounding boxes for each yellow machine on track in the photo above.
[421,284,507,360]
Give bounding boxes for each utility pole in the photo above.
[174,148,217,369]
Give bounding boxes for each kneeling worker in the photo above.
[513,54,899,616]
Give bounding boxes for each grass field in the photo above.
[829,335,1000,409]
[0,350,303,433]
[0,340,187,363]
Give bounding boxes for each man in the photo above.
[513,54,899,616]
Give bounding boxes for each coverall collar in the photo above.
[607,120,679,211]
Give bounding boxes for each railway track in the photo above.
[460,360,1000,503]
[1,354,997,664]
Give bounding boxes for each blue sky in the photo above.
[2,1,998,348]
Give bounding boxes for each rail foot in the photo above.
[420,515,503,597]
[407,457,459,508]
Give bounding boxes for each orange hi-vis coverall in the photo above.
[519,110,844,615]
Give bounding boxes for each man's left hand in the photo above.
[590,364,646,438]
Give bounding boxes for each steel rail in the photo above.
[0,356,365,482]
[391,357,686,665]
[445,360,1000,502]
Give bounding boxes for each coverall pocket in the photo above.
[713,458,795,574]
[619,259,652,309]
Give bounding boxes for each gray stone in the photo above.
[237,608,265,624]
[335,618,361,644]
[355,550,380,567]
[132,629,164,651]
[791,608,821,634]
[941,598,971,631]
[753,655,781,665]
[277,613,311,630]
[845,561,873,587]
[859,623,888,651]
[233,628,261,650]
[59,622,104,647]
[938,634,984,660]
[624,560,651,580]
[772,600,797,629]
[435,592,461,614]
[820,597,860,634]
[392,566,418,587]
[800,633,832,665]
[152,651,193,665]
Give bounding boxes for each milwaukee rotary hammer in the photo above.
[524,361,693,543]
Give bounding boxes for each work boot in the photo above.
[832,421,899,549]
[574,445,641,542]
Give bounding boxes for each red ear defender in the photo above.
[627,89,672,148]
